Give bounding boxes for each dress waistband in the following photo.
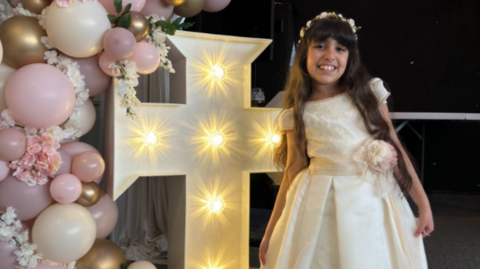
[308,157,363,176]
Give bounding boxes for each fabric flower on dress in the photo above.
[365,140,397,173]
[354,139,398,197]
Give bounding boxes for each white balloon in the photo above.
[32,203,96,263]
[74,99,96,137]
[44,1,112,58]
[0,63,16,112]
[127,260,157,269]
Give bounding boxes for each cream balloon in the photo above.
[127,260,156,269]
[0,63,16,112]
[0,40,3,64]
[72,98,96,137]
[32,203,96,263]
[45,1,112,58]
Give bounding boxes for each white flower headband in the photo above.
[299,12,361,42]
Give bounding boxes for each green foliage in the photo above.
[108,14,119,24]
[154,17,195,35]
[123,3,132,14]
[117,13,132,29]
[108,0,133,29]
[114,0,122,14]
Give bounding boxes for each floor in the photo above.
[145,193,480,269]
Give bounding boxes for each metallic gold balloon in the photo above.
[165,0,186,6]
[173,0,205,18]
[21,0,51,14]
[76,239,127,269]
[128,11,149,42]
[75,181,102,207]
[0,16,47,69]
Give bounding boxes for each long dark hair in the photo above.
[274,15,413,193]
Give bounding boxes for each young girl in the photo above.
[259,12,433,269]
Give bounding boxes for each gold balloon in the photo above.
[75,181,102,207]
[128,11,149,42]
[21,0,51,14]
[165,0,186,6]
[173,0,205,17]
[0,16,47,69]
[76,239,127,269]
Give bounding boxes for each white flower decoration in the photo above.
[1,207,43,269]
[298,12,361,43]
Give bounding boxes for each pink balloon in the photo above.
[7,0,21,7]
[71,55,112,97]
[50,174,82,204]
[128,42,160,74]
[0,175,54,221]
[99,0,146,15]
[0,128,26,161]
[98,52,121,77]
[5,64,75,129]
[59,142,103,183]
[0,160,9,182]
[103,28,137,61]
[0,240,16,269]
[87,193,118,239]
[53,148,71,176]
[203,0,230,12]
[60,141,99,158]
[141,0,173,19]
[71,151,105,182]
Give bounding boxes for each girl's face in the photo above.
[306,37,349,89]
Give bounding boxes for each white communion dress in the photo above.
[261,78,428,269]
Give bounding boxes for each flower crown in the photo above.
[299,12,361,42]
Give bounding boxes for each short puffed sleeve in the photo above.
[277,108,294,132]
[369,77,390,105]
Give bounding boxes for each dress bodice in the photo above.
[278,78,390,175]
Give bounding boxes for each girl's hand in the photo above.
[414,206,434,238]
[259,236,270,266]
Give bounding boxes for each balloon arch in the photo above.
[0,0,231,268]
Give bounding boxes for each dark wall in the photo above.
[188,0,479,112]
[185,0,480,193]
[291,0,480,113]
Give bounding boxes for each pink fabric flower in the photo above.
[10,131,62,186]
[354,139,398,197]
[365,140,397,173]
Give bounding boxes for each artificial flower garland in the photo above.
[0,207,76,269]
[0,207,43,269]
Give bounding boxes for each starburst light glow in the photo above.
[144,131,158,146]
[209,131,226,147]
[206,197,225,214]
[209,64,226,82]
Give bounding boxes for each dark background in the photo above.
[184,0,480,193]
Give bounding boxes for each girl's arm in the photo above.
[379,104,434,238]
[259,130,306,265]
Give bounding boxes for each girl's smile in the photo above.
[306,37,349,90]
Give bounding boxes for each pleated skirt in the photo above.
[261,169,428,269]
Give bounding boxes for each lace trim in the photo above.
[306,92,349,104]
